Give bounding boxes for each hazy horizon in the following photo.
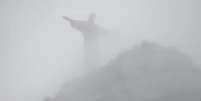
[0,0,200,101]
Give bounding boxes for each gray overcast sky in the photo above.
[0,0,200,101]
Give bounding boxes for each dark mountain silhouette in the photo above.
[46,41,201,101]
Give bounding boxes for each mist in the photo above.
[0,0,200,101]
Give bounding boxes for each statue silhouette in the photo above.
[63,13,106,70]
[63,13,103,40]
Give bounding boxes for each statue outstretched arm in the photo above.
[62,16,72,22]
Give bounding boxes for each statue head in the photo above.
[88,13,96,24]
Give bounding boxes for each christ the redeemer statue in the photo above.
[63,13,107,70]
[63,13,106,40]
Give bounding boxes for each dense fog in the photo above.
[0,0,200,101]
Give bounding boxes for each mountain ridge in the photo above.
[46,41,201,101]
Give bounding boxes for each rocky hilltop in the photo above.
[47,42,201,101]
